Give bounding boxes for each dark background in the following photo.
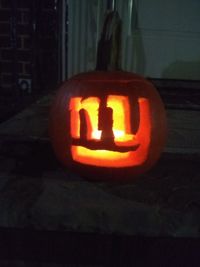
[0,0,58,123]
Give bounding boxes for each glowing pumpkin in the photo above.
[49,71,167,181]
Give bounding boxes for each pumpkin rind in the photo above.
[49,71,167,181]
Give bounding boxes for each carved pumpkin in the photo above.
[49,71,167,181]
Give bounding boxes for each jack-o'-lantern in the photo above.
[49,71,167,181]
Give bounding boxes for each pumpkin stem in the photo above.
[96,10,122,71]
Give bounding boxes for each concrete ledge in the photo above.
[0,94,200,238]
[0,136,200,237]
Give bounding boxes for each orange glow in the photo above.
[107,95,136,146]
[69,95,151,168]
[69,97,102,140]
[71,146,134,167]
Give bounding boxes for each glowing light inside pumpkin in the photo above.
[92,129,102,139]
[69,97,102,140]
[71,145,133,167]
[107,95,136,146]
[69,95,151,167]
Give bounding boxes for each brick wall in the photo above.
[0,0,58,121]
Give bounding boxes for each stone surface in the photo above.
[0,94,200,237]
[0,136,200,236]
[30,178,200,237]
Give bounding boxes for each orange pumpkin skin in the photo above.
[49,71,167,182]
